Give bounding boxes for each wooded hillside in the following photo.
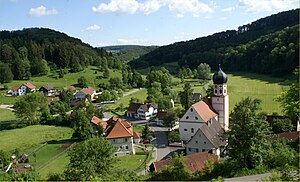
[129,9,299,76]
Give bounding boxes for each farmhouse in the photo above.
[63,85,77,94]
[8,82,36,96]
[126,103,158,120]
[74,86,98,101]
[104,116,140,156]
[150,152,217,173]
[39,84,56,96]
[90,116,107,134]
[179,66,229,156]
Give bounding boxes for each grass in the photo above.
[0,66,122,105]
[0,125,73,152]
[0,108,16,122]
[38,152,69,179]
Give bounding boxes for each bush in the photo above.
[167,130,180,142]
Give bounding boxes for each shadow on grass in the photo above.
[228,72,291,86]
[47,138,78,144]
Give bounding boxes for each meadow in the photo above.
[0,108,16,122]
[0,125,73,152]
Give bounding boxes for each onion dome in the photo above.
[213,65,228,84]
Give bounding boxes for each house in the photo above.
[8,82,36,96]
[270,131,300,142]
[150,152,217,173]
[156,111,167,126]
[104,116,140,156]
[126,103,158,120]
[39,84,56,96]
[63,85,77,94]
[179,65,229,157]
[74,86,97,101]
[90,116,107,134]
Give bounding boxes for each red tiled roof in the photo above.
[64,85,77,92]
[81,87,95,95]
[133,131,140,139]
[271,131,299,141]
[106,120,133,139]
[11,86,20,91]
[90,116,107,129]
[192,101,218,122]
[23,82,36,90]
[153,152,217,173]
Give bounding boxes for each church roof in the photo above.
[192,101,218,122]
[213,65,227,84]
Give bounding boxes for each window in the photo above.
[195,140,198,144]
[119,146,122,149]
[219,89,222,94]
[188,148,191,152]
[202,149,205,152]
[125,146,129,150]
[195,116,198,120]
[124,138,128,142]
[190,108,193,112]
[115,154,118,156]
[199,134,201,137]
[196,149,199,152]
[214,90,217,94]
[224,89,226,93]
[204,141,206,144]
[184,129,187,131]
[191,128,194,133]
[186,116,189,119]
[112,139,116,143]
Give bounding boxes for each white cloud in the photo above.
[117,38,148,45]
[238,0,296,13]
[92,0,139,14]
[92,0,214,17]
[221,6,235,13]
[85,24,101,31]
[29,5,58,16]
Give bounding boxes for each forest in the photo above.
[129,9,299,76]
[0,28,113,82]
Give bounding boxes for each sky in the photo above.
[0,0,298,47]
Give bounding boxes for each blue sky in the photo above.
[1,0,298,47]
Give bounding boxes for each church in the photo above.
[179,65,229,156]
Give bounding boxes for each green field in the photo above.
[0,108,16,122]
[38,152,69,179]
[170,72,287,114]
[0,66,122,105]
[0,125,73,152]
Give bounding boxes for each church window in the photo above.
[224,89,226,93]
[186,116,189,119]
[191,128,194,133]
[184,129,187,131]
[219,89,222,94]
[190,108,193,112]
[195,140,198,144]
[195,116,198,120]
[204,141,206,144]
[214,90,217,94]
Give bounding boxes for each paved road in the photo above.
[223,173,272,181]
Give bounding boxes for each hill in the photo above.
[129,9,299,76]
[103,45,158,62]
[0,28,110,81]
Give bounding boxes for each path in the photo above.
[223,173,272,181]
[122,88,143,97]
[0,105,14,111]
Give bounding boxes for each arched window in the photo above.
[219,89,222,94]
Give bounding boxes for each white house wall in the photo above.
[186,129,215,155]
[109,137,135,156]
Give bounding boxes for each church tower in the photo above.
[211,65,229,131]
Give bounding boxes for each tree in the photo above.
[129,97,140,103]
[271,118,294,134]
[109,77,122,89]
[197,63,211,80]
[275,68,299,121]
[141,124,152,141]
[163,109,178,128]
[77,76,88,88]
[180,82,193,110]
[0,63,13,83]
[147,82,163,103]
[71,110,93,140]
[226,97,271,169]
[64,137,116,180]
[14,92,48,125]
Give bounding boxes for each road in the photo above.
[223,173,272,181]
[122,88,143,97]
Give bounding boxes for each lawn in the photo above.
[0,66,122,105]
[38,152,69,179]
[0,125,73,152]
[0,108,16,122]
